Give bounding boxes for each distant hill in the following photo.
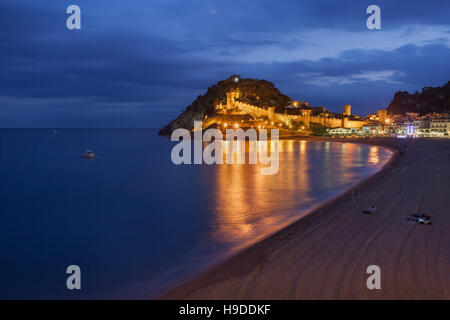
[158,75,291,135]
[386,81,450,115]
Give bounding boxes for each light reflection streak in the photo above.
[368,146,380,164]
[204,140,384,254]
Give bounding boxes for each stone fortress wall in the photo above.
[226,90,367,129]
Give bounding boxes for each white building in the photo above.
[409,118,449,138]
[328,127,352,136]
[430,118,450,137]
[362,124,383,135]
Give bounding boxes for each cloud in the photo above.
[297,70,405,87]
[0,0,449,127]
[217,25,450,63]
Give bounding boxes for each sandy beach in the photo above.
[162,138,450,300]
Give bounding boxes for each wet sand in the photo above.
[162,138,450,300]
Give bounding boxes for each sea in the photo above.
[0,129,393,299]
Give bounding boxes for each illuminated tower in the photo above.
[378,110,387,124]
[226,91,236,110]
[344,105,351,116]
[302,109,311,127]
[226,89,241,110]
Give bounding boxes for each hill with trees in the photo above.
[386,81,450,115]
[158,75,291,135]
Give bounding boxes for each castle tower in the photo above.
[377,110,387,124]
[226,90,241,110]
[268,107,275,121]
[344,105,351,116]
[303,109,311,127]
[226,91,235,110]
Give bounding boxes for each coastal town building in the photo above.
[328,128,352,136]
[391,118,450,138]
[325,116,450,139]
[377,110,387,124]
[430,118,450,137]
[327,127,362,136]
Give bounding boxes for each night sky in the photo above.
[1,0,449,128]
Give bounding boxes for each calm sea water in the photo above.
[0,129,392,299]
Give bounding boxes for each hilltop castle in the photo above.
[208,88,368,130]
[159,75,387,136]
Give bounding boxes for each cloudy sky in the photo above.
[1,0,449,127]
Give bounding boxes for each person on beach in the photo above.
[363,205,376,214]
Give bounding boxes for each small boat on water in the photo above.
[81,150,95,159]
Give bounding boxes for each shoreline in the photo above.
[154,138,396,299]
[159,137,449,300]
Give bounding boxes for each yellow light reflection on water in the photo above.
[368,146,380,164]
[211,140,312,247]
[205,140,384,253]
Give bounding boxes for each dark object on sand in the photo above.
[81,150,95,159]
[363,205,376,214]
[411,213,431,220]
[407,217,432,225]
[407,213,432,225]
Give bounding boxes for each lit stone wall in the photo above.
[228,92,367,129]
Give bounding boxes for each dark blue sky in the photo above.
[1,0,449,127]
